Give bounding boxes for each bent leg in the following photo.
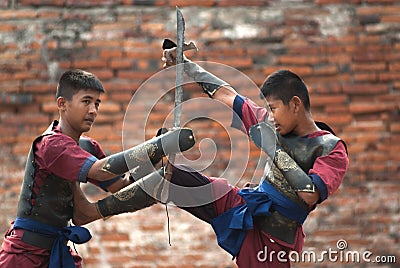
[169,165,244,223]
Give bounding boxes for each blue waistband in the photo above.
[252,181,309,223]
[14,217,92,268]
[210,181,309,258]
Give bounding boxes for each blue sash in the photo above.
[13,217,92,268]
[210,181,309,257]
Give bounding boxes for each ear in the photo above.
[290,96,302,113]
[57,97,66,111]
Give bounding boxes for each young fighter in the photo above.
[158,45,349,267]
[0,69,195,268]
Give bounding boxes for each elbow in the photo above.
[72,213,92,226]
[72,203,100,226]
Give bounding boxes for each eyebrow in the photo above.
[82,95,101,103]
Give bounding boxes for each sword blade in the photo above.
[174,6,185,128]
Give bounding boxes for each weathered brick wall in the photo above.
[0,0,399,267]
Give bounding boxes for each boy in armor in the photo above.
[154,46,349,267]
[0,69,195,268]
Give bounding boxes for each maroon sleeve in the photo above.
[86,136,106,159]
[231,95,269,134]
[82,136,108,186]
[36,133,98,183]
[308,141,349,197]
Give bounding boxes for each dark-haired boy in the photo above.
[0,69,195,268]
[160,49,349,267]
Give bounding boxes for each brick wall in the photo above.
[0,1,399,267]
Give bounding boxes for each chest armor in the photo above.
[265,132,340,205]
[16,131,74,228]
[255,131,340,244]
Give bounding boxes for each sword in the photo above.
[161,8,197,183]
[162,8,187,246]
[163,7,187,183]
[174,6,185,128]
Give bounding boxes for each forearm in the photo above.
[212,85,238,109]
[88,158,118,181]
[297,191,320,207]
[72,182,102,225]
[106,175,132,193]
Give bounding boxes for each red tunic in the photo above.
[213,95,349,267]
[0,122,105,268]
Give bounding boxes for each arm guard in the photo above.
[96,168,166,218]
[183,60,230,98]
[273,145,315,192]
[102,128,195,175]
[249,122,315,193]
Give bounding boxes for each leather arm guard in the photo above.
[96,168,166,218]
[101,128,195,175]
[249,122,315,193]
[273,144,315,193]
[184,60,230,98]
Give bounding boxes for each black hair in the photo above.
[56,69,105,100]
[260,69,310,111]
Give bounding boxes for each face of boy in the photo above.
[61,89,101,134]
[266,96,299,136]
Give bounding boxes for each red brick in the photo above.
[99,49,123,59]
[0,23,14,31]
[12,142,31,155]
[378,71,400,82]
[121,0,168,5]
[278,55,326,65]
[42,102,58,113]
[135,59,150,70]
[357,6,400,16]
[217,0,266,6]
[0,9,38,19]
[342,83,388,95]
[23,83,54,94]
[100,232,130,242]
[168,0,215,6]
[310,94,347,107]
[93,22,132,32]
[72,59,108,69]
[353,72,378,82]
[18,0,65,6]
[110,58,132,69]
[37,9,61,18]
[117,70,153,80]
[101,80,132,91]
[344,121,386,133]
[390,122,400,132]
[86,40,122,48]
[323,114,353,126]
[97,102,120,113]
[65,0,117,7]
[349,102,396,114]
[217,57,253,69]
[352,62,386,72]
[125,49,159,59]
[316,0,361,3]
[2,114,49,126]
[325,105,349,114]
